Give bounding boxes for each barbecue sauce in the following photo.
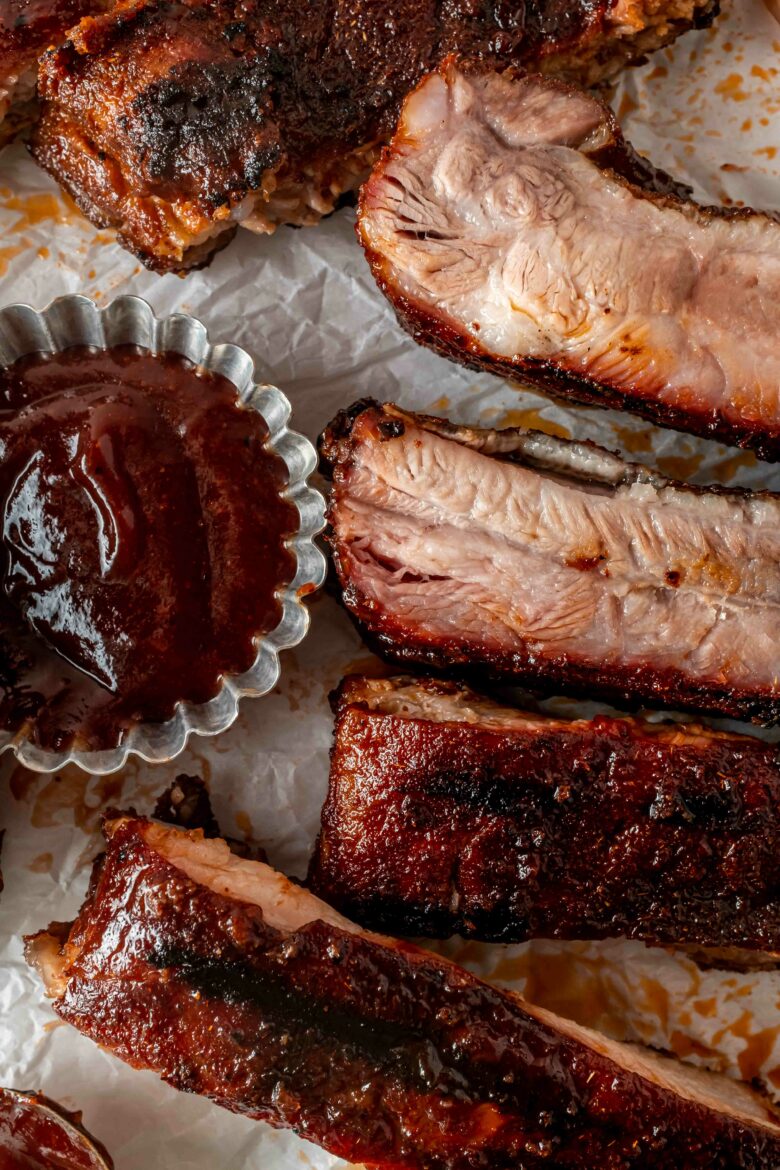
[0,345,297,751]
[0,1090,111,1170]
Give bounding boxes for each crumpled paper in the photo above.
[1,1,780,1165]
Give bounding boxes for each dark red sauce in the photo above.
[1,0,97,67]
[0,1089,111,1170]
[0,345,297,751]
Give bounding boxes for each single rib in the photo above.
[321,401,780,723]
[26,814,780,1169]
[310,674,780,962]
[358,61,780,458]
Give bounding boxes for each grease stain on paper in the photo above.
[27,851,53,874]
[499,407,572,439]
[1,190,84,230]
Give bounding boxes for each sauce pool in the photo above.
[0,345,297,751]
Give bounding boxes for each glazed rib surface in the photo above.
[30,0,716,271]
[321,401,780,723]
[310,675,780,955]
[0,0,105,142]
[26,814,780,1169]
[358,62,780,459]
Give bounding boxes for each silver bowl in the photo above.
[0,294,326,774]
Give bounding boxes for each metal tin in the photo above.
[0,294,326,774]
[0,1088,114,1169]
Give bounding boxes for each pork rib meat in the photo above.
[30,0,717,271]
[0,0,106,143]
[26,814,780,1169]
[321,401,780,723]
[310,674,780,961]
[358,61,780,459]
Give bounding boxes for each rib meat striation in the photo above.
[358,61,780,458]
[321,401,780,723]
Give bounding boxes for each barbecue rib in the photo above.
[30,0,717,272]
[321,401,780,724]
[358,61,780,460]
[26,814,780,1169]
[310,675,780,962]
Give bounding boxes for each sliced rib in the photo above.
[30,0,717,272]
[358,61,780,459]
[26,814,780,1169]
[320,401,780,723]
[309,674,780,961]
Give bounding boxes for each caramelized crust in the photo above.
[310,675,780,957]
[30,0,717,271]
[0,1088,113,1170]
[26,815,780,1169]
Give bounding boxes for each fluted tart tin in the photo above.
[0,1088,114,1169]
[0,294,326,775]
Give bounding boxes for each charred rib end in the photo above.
[318,398,388,476]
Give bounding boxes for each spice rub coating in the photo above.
[310,675,780,958]
[31,0,717,270]
[26,814,780,1169]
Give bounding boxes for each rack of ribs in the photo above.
[358,60,780,459]
[320,401,780,724]
[26,813,780,1169]
[309,674,780,963]
[28,0,718,271]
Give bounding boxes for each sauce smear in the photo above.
[0,345,297,751]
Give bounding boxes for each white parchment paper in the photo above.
[1,2,780,1164]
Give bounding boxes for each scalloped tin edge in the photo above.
[0,294,326,774]
[0,1088,114,1169]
